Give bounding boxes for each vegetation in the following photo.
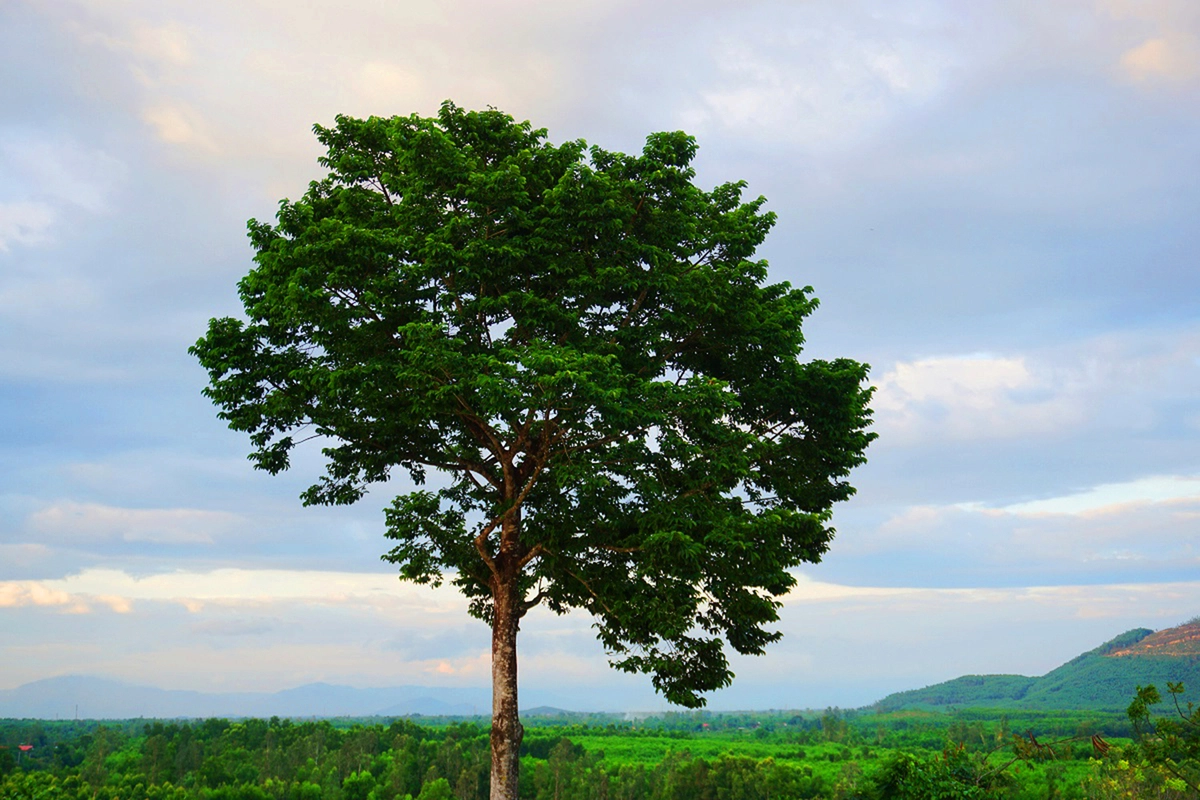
[877,628,1200,713]
[10,629,1200,798]
[0,698,1170,800]
[1110,681,1200,796]
[190,101,874,799]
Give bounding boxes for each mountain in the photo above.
[876,621,1200,712]
[1108,621,1200,657]
[0,676,549,720]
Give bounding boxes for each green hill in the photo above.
[876,622,1200,712]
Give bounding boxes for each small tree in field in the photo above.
[191,102,874,800]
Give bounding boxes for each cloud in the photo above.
[4,566,1195,707]
[27,501,242,544]
[0,132,126,213]
[0,0,1197,707]
[191,618,275,636]
[73,17,194,73]
[737,575,1200,704]
[0,582,75,609]
[0,567,492,691]
[778,577,1200,632]
[0,130,126,254]
[96,594,133,613]
[0,578,137,615]
[781,573,914,603]
[0,566,469,640]
[355,62,425,108]
[1120,36,1200,81]
[1101,0,1200,82]
[830,474,1200,588]
[0,202,54,251]
[681,6,954,149]
[425,652,491,679]
[870,327,1200,447]
[997,474,1200,516]
[0,567,460,608]
[0,543,53,569]
[872,353,1077,442]
[141,104,217,150]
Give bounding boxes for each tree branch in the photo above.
[474,519,501,579]
[517,543,544,570]
[520,589,547,614]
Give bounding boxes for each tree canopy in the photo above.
[192,101,874,798]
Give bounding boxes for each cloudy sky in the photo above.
[2,0,1199,712]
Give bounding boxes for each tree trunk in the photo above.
[490,579,522,800]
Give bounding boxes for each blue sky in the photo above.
[1,0,1198,711]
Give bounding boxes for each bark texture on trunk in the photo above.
[489,579,522,800]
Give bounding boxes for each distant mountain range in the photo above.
[875,619,1200,712]
[7,621,1199,719]
[0,676,520,720]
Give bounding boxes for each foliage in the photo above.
[0,709,1128,800]
[875,675,1038,712]
[871,748,992,799]
[190,101,875,714]
[0,689,1149,797]
[1124,682,1200,795]
[1083,753,1195,800]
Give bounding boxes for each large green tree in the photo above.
[191,101,874,800]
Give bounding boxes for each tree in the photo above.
[191,101,875,800]
[1124,683,1200,795]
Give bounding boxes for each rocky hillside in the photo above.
[1108,620,1200,657]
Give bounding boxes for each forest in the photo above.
[2,684,1196,800]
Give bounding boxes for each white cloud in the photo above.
[781,572,915,603]
[191,618,275,636]
[28,501,241,544]
[73,17,194,73]
[684,13,953,149]
[0,0,1197,708]
[1102,0,1200,82]
[0,582,76,610]
[0,567,460,609]
[141,104,217,150]
[4,566,1197,706]
[355,62,425,108]
[0,567,469,634]
[1120,37,1200,81]
[0,202,54,251]
[0,133,126,213]
[0,131,126,250]
[128,19,192,68]
[839,477,1200,586]
[0,567,491,691]
[997,474,1200,515]
[753,575,1200,697]
[96,594,134,613]
[781,577,1200,626]
[872,353,1080,442]
[871,328,1200,445]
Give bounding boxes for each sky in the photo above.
[1,0,1199,712]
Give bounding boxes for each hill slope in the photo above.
[876,622,1200,712]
